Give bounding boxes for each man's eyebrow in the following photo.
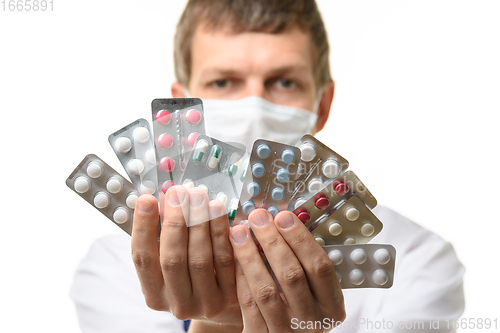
[199,65,310,79]
[200,68,243,79]
[265,65,310,77]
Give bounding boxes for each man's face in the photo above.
[193,25,319,108]
[172,23,334,132]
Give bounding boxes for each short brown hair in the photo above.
[174,0,332,89]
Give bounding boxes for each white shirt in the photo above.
[70,205,465,333]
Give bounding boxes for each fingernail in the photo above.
[277,213,295,229]
[231,227,248,244]
[251,211,269,228]
[190,191,205,208]
[137,200,153,213]
[168,186,187,206]
[209,202,224,220]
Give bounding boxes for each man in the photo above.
[71,1,465,332]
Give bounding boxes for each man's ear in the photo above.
[314,81,334,133]
[171,81,187,98]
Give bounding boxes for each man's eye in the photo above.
[275,79,297,89]
[212,80,230,88]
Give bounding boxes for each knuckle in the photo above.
[210,223,227,238]
[239,290,258,310]
[188,255,211,272]
[160,254,184,272]
[188,221,206,231]
[240,252,258,266]
[170,300,196,321]
[132,220,151,234]
[203,303,223,319]
[131,250,154,270]
[311,256,335,278]
[254,284,278,304]
[214,253,234,269]
[292,230,309,246]
[170,307,193,321]
[162,218,185,229]
[281,265,306,286]
[235,266,245,278]
[144,296,165,311]
[264,235,282,249]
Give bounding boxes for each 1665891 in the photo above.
[1,0,53,11]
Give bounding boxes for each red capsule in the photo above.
[296,211,311,224]
[155,110,171,125]
[334,182,349,196]
[315,196,330,210]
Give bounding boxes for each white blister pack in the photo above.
[66,154,139,235]
[324,244,396,289]
[310,196,383,245]
[151,98,206,193]
[290,135,349,209]
[181,135,249,222]
[108,118,158,198]
[234,139,301,225]
[292,170,377,227]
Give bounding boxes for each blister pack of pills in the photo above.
[324,244,396,289]
[108,118,158,198]
[66,154,139,235]
[181,135,249,222]
[234,139,301,225]
[310,196,383,245]
[292,170,377,228]
[290,135,349,209]
[151,98,206,193]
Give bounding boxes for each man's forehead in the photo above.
[191,23,315,77]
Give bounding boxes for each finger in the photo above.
[208,200,236,298]
[274,211,344,316]
[159,185,194,314]
[131,194,165,309]
[186,188,220,314]
[234,259,268,333]
[230,225,290,331]
[248,209,317,320]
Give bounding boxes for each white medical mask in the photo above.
[184,91,319,150]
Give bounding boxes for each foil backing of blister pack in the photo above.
[108,118,158,198]
[66,154,139,235]
[324,244,396,289]
[151,98,206,193]
[293,170,377,228]
[234,139,301,225]
[310,196,383,245]
[181,135,249,223]
[290,134,349,209]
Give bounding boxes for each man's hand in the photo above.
[230,209,346,332]
[131,186,243,332]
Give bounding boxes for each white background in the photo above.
[1,0,499,331]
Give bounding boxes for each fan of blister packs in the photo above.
[66,98,396,289]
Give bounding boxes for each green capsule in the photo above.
[193,140,208,162]
[228,164,238,176]
[228,153,242,176]
[207,145,222,169]
[228,198,239,219]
